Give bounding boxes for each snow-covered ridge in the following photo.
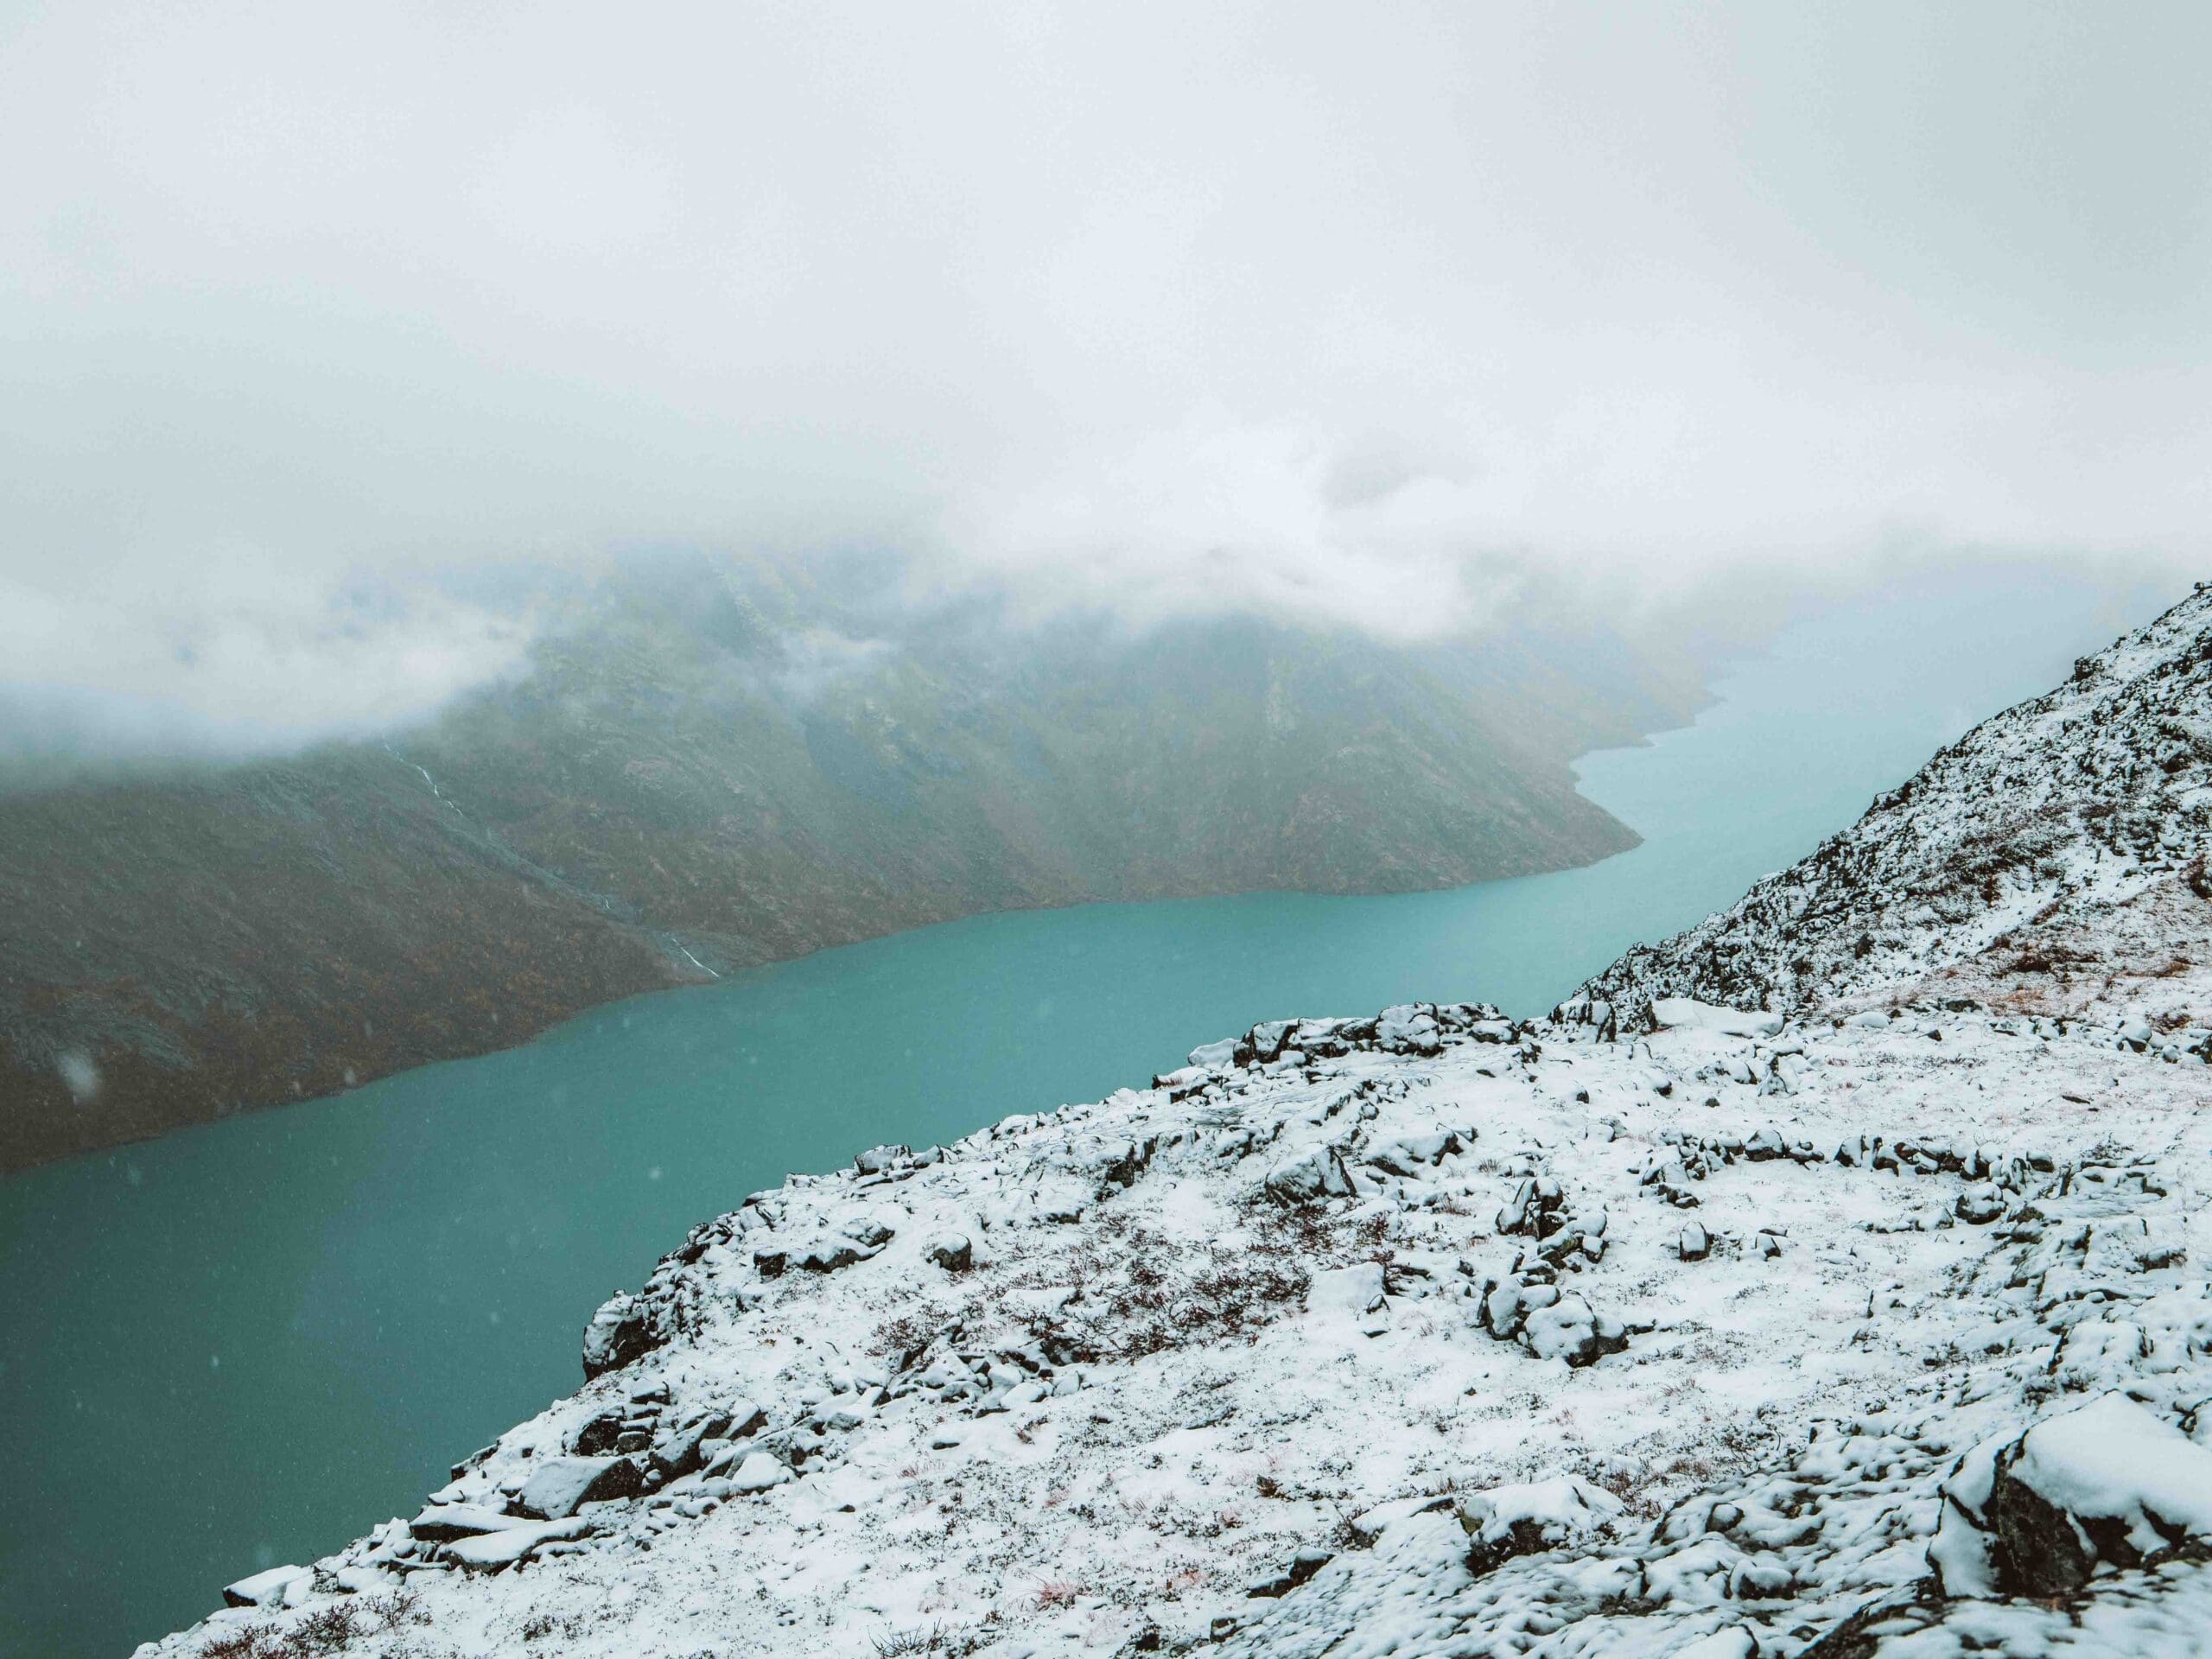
[146,589,2212,1659]
[1563,581,2212,1037]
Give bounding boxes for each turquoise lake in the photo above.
[0,567,2171,1658]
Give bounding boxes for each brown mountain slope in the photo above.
[0,559,1703,1170]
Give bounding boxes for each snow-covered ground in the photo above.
[146,587,2212,1659]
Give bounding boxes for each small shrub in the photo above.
[200,1628,282,1659]
[290,1604,362,1654]
[873,1310,941,1363]
[375,1588,430,1632]
[873,1627,974,1657]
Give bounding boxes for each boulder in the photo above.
[649,1414,736,1479]
[1364,1130,1461,1177]
[581,1292,659,1380]
[1458,1477,1623,1575]
[727,1451,792,1493]
[443,1516,592,1572]
[1154,1065,1213,1099]
[1520,1294,1628,1368]
[1187,1037,1243,1070]
[408,1503,534,1543]
[1743,1128,1789,1161]
[1955,1185,2004,1224]
[1937,1393,2212,1599]
[1990,1395,2212,1594]
[794,1236,873,1274]
[1496,1176,1566,1238]
[571,1411,625,1455]
[1479,1274,1540,1341]
[222,1565,308,1609]
[1650,999,1785,1039]
[923,1231,974,1271]
[1263,1145,1353,1205]
[514,1454,645,1520]
[1375,1006,1442,1054]
[1243,1019,1296,1061]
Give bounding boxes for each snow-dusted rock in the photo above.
[1244,1547,1333,1598]
[445,1516,592,1573]
[921,1230,974,1271]
[407,1503,533,1543]
[580,1290,658,1380]
[1262,1142,1352,1204]
[513,1455,642,1520]
[1955,1183,2005,1224]
[1650,998,1786,1039]
[1458,1476,1623,1574]
[1518,1292,1625,1367]
[854,1143,910,1175]
[1978,1395,2212,1595]
[724,1452,791,1494]
[1187,1038,1243,1070]
[221,1565,308,1609]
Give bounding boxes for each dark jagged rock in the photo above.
[581,1292,661,1380]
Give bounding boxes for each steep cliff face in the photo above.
[142,587,2212,1659]
[0,558,1701,1172]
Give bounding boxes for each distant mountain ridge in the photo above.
[0,556,1704,1171]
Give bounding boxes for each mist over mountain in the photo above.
[0,553,1704,1172]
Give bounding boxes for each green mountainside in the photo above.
[0,556,1701,1170]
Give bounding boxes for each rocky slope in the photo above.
[0,554,1702,1172]
[142,585,2212,1658]
[1568,579,2212,1039]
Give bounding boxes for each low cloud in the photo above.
[0,558,532,765]
[1,2,2204,756]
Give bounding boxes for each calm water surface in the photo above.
[0,569,2167,1657]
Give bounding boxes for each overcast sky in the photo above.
[2,1,2206,748]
